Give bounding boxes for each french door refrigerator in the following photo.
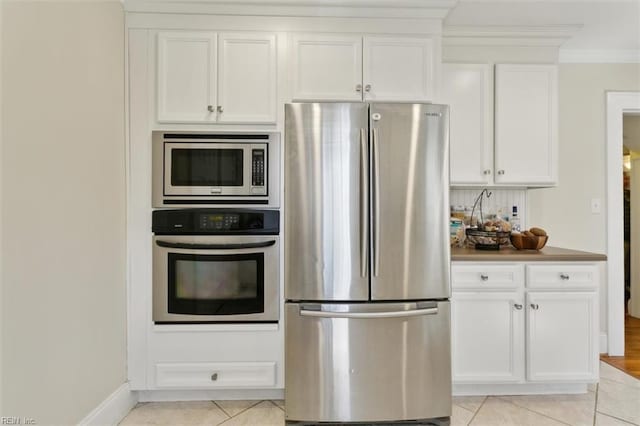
[284,103,451,425]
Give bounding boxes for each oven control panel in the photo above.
[199,213,240,230]
[152,209,279,235]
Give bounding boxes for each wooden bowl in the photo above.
[510,233,548,250]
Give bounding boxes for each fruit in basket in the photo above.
[530,227,547,236]
[481,219,511,233]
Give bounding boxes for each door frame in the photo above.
[606,91,640,356]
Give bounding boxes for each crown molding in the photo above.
[443,25,582,47]
[559,49,640,64]
[124,0,458,18]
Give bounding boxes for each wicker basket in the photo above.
[465,229,510,251]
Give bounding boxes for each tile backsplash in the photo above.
[450,188,527,230]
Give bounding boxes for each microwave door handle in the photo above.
[155,240,276,250]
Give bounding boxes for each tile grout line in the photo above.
[212,401,232,419]
[215,400,265,425]
[466,396,487,425]
[593,382,599,426]
[268,400,285,412]
[595,410,639,426]
[494,396,573,426]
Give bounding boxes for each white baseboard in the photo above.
[600,332,608,354]
[78,383,138,426]
[453,383,589,396]
[138,388,284,402]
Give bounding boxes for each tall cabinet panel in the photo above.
[363,37,434,102]
[217,33,277,123]
[494,64,558,185]
[157,32,217,123]
[441,63,493,185]
[291,34,363,101]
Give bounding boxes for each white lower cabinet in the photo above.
[526,291,598,381]
[452,261,599,391]
[452,292,524,383]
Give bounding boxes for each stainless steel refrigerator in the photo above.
[284,103,451,425]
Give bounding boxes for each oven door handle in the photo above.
[155,240,277,250]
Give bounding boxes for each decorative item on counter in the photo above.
[465,189,511,250]
[511,205,521,232]
[510,227,549,250]
[450,218,466,247]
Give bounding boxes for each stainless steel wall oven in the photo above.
[152,209,279,323]
[152,132,280,208]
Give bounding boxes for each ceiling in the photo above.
[445,0,640,53]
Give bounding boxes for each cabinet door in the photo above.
[441,64,493,185]
[494,64,558,185]
[526,292,598,381]
[157,32,217,123]
[291,34,362,101]
[452,292,524,383]
[363,36,434,102]
[217,33,277,123]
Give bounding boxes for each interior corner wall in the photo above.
[1,1,127,423]
[527,63,640,336]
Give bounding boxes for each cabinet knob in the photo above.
[207,105,214,112]
[217,106,224,113]
[530,303,539,310]
[560,273,570,280]
[480,274,489,281]
[483,169,491,175]
[364,84,371,92]
[497,170,505,175]
[514,303,523,310]
[356,84,362,92]
[211,373,218,381]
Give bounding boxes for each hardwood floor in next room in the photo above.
[601,314,640,379]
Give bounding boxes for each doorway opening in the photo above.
[602,93,640,378]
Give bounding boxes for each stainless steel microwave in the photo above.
[152,132,280,207]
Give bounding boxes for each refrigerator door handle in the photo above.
[299,307,438,319]
[372,127,380,277]
[360,128,368,277]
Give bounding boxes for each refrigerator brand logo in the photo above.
[426,112,442,117]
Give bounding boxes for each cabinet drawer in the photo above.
[526,264,598,289]
[451,264,524,290]
[155,362,276,389]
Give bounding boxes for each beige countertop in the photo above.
[451,245,607,262]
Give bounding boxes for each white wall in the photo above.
[1,1,127,424]
[528,64,640,336]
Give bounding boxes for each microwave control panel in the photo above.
[252,149,266,188]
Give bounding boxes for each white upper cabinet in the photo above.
[445,63,558,187]
[218,33,277,123]
[291,34,435,102]
[291,34,363,101]
[363,36,434,102]
[494,64,558,185]
[441,63,493,185]
[157,32,217,123]
[157,31,277,124]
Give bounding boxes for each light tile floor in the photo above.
[120,362,640,425]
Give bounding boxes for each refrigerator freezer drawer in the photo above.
[285,301,452,423]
